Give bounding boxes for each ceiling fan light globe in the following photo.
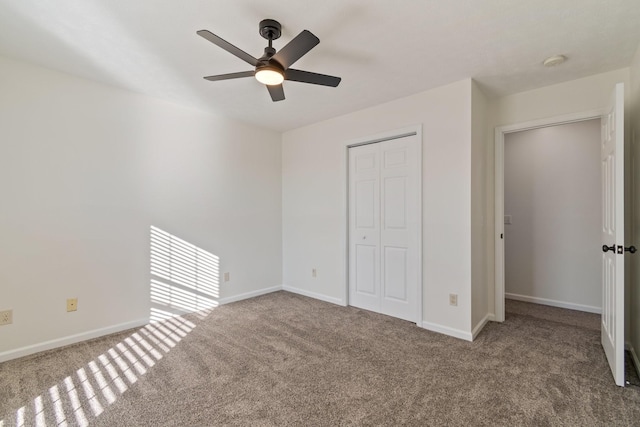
[255,68,284,85]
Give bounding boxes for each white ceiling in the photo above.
[1,0,639,132]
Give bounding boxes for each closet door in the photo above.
[348,143,381,312]
[379,137,419,321]
[348,135,419,322]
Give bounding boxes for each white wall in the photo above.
[494,69,631,127]
[504,120,601,311]
[630,43,640,365]
[487,68,631,316]
[2,55,634,362]
[0,56,282,360]
[471,81,490,331]
[283,79,475,339]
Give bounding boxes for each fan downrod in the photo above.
[259,19,281,41]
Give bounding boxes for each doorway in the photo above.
[493,109,603,322]
[503,119,601,312]
[346,130,422,324]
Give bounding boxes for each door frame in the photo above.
[494,110,603,322]
[342,125,423,325]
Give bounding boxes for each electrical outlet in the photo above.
[224,272,230,282]
[312,268,317,278]
[67,298,78,312]
[449,294,458,306]
[0,310,12,326]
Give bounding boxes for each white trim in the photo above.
[497,110,605,135]
[487,313,496,322]
[219,286,282,305]
[495,125,505,322]
[472,314,491,340]
[282,285,345,306]
[416,127,423,325]
[0,318,148,363]
[505,293,601,314]
[343,125,423,325]
[420,320,473,342]
[0,286,300,364]
[626,342,640,381]
[494,109,604,323]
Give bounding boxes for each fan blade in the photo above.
[267,84,285,102]
[271,30,319,69]
[197,30,258,67]
[285,69,341,87]
[204,71,255,82]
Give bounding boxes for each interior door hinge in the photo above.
[500,233,503,239]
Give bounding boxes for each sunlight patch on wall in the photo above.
[150,226,220,322]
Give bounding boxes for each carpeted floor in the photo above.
[1,291,640,426]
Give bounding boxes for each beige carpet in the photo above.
[1,291,640,426]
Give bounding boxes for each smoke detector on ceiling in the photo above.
[543,55,567,67]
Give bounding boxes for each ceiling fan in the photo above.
[197,19,341,102]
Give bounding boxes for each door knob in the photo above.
[625,246,637,254]
[602,244,615,253]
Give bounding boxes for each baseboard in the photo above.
[487,313,497,322]
[505,293,601,314]
[0,318,148,364]
[420,320,473,342]
[472,314,491,340]
[0,286,284,364]
[626,341,640,380]
[282,285,344,306]
[218,286,283,305]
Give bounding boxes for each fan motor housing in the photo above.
[259,19,281,40]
